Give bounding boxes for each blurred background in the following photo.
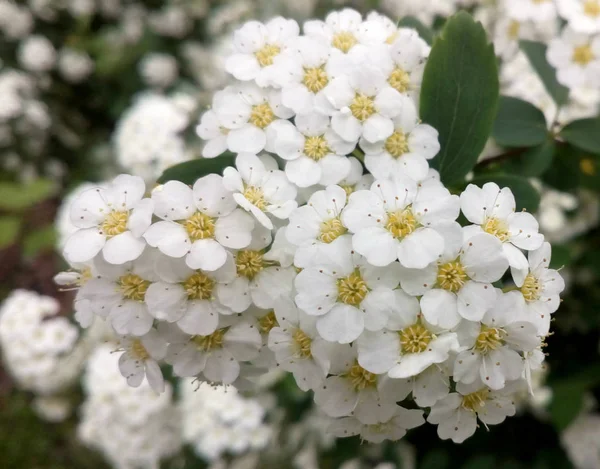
[1,0,599,468]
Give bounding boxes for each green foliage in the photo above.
[397,16,434,44]
[420,12,499,185]
[469,174,541,212]
[23,225,57,258]
[0,180,57,211]
[519,40,569,106]
[560,118,600,154]
[505,140,556,177]
[157,155,236,185]
[0,216,21,249]
[492,96,548,147]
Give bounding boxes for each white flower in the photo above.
[512,242,565,336]
[223,153,298,230]
[144,175,254,271]
[118,329,168,393]
[58,48,94,83]
[341,178,460,269]
[453,291,540,390]
[361,96,439,181]
[295,235,401,343]
[271,113,353,187]
[328,405,424,443]
[547,27,600,88]
[164,319,262,384]
[63,174,153,265]
[287,185,350,268]
[320,64,405,144]
[226,17,300,87]
[196,110,228,158]
[337,157,374,196]
[314,344,412,423]
[556,0,600,34]
[505,0,557,22]
[427,381,516,443]
[145,255,236,335]
[18,35,56,73]
[211,84,294,154]
[356,296,459,379]
[460,182,544,273]
[409,364,451,407]
[139,52,179,88]
[54,262,99,328]
[398,226,508,329]
[268,298,333,391]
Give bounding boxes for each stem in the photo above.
[352,148,365,163]
[476,147,528,168]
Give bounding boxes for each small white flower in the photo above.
[304,9,364,55]
[211,84,294,154]
[58,48,94,83]
[505,0,557,23]
[271,113,353,187]
[287,185,349,268]
[226,17,300,87]
[54,262,99,328]
[139,52,179,88]
[144,175,254,272]
[63,174,153,265]
[118,329,168,393]
[427,380,516,443]
[460,182,544,273]
[341,177,460,269]
[361,96,439,181]
[409,364,451,407]
[18,35,56,73]
[547,27,600,88]
[223,153,298,230]
[556,0,600,34]
[295,235,401,343]
[337,157,374,196]
[196,110,228,158]
[328,405,424,443]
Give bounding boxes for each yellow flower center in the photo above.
[474,325,503,354]
[388,67,411,93]
[303,66,329,93]
[131,339,150,360]
[520,273,541,302]
[573,44,594,66]
[192,328,227,352]
[482,217,510,242]
[183,272,215,301]
[584,0,600,17]
[508,20,521,39]
[249,102,275,129]
[337,269,368,306]
[344,361,377,391]
[437,261,468,293]
[385,31,398,45]
[101,211,129,238]
[581,158,596,175]
[258,310,278,334]
[293,328,313,358]
[318,218,347,243]
[304,135,330,161]
[236,250,265,280]
[254,43,281,67]
[243,185,267,210]
[461,388,490,412]
[331,31,357,53]
[77,268,92,286]
[340,185,355,197]
[349,94,376,122]
[118,274,150,302]
[385,131,410,158]
[399,323,433,354]
[183,212,215,242]
[386,208,418,239]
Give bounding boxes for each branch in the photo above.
[476,147,528,168]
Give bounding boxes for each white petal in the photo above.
[186,239,227,271]
[143,221,190,258]
[357,330,399,374]
[421,289,461,329]
[456,281,496,322]
[64,228,105,263]
[151,181,195,221]
[102,232,146,265]
[397,227,444,269]
[177,301,220,336]
[193,174,237,217]
[316,304,364,344]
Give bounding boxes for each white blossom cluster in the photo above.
[58,9,565,444]
[180,380,271,461]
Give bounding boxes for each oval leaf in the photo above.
[560,118,600,154]
[157,156,236,185]
[469,173,541,212]
[504,139,556,177]
[493,96,548,147]
[520,40,569,106]
[420,12,499,185]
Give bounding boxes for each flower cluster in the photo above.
[59,9,565,444]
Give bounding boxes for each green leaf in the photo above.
[469,173,541,212]
[542,143,581,191]
[505,139,556,177]
[492,96,548,147]
[0,216,21,249]
[520,40,569,106]
[420,450,450,469]
[397,16,434,44]
[420,12,499,185]
[157,156,236,185]
[549,244,571,269]
[0,180,57,211]
[550,384,584,431]
[560,118,600,153]
[23,226,56,258]
[461,455,496,469]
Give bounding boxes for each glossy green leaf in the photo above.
[505,139,556,177]
[493,96,548,147]
[469,173,541,212]
[542,143,581,191]
[520,40,569,106]
[0,216,21,249]
[550,384,584,431]
[420,12,499,185]
[157,156,236,185]
[397,16,434,44]
[560,118,600,154]
[0,180,57,211]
